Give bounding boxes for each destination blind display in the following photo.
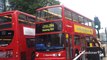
[36,21,62,34]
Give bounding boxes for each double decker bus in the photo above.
[35,5,99,60]
[0,10,35,60]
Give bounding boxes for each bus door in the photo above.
[81,36,86,51]
[65,34,72,60]
[74,35,81,57]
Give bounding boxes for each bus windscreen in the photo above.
[0,30,14,47]
[0,15,12,29]
[35,33,64,51]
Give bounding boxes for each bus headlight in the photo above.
[36,54,39,57]
[53,54,57,56]
[53,53,61,57]
[58,53,61,56]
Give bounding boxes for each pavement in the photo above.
[103,57,107,60]
[103,44,107,60]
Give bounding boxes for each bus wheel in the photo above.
[31,52,35,60]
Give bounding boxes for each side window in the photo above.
[89,20,93,27]
[18,14,27,24]
[18,14,35,25]
[84,18,89,26]
[0,15,12,23]
[26,38,35,48]
[74,35,80,45]
[64,9,72,20]
[72,13,79,22]
[78,16,84,24]
[86,36,92,46]
[27,17,35,25]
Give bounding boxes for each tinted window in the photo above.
[84,18,89,26]
[28,17,35,25]
[0,24,12,29]
[74,35,80,45]
[79,16,84,24]
[0,15,12,23]
[64,9,72,20]
[37,7,62,22]
[18,14,27,24]
[35,33,65,51]
[26,38,35,48]
[18,14,35,25]
[72,13,79,22]
[0,30,14,47]
[88,20,93,27]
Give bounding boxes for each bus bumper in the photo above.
[35,57,66,60]
[0,58,19,60]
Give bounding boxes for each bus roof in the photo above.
[0,10,36,18]
[36,5,93,22]
[36,5,62,11]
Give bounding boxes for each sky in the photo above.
[59,0,107,32]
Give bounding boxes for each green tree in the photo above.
[10,0,60,14]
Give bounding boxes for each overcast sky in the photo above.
[59,0,107,32]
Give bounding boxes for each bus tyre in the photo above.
[31,52,35,60]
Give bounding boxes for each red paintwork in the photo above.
[0,10,35,60]
[35,50,66,60]
[35,5,96,60]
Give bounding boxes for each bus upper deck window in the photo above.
[84,18,89,26]
[74,35,80,45]
[36,7,62,21]
[89,20,93,27]
[0,15,12,23]
[18,14,27,24]
[0,30,14,47]
[79,16,84,24]
[72,13,79,22]
[64,8,72,20]
[27,17,35,25]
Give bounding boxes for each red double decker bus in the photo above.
[35,5,99,60]
[0,10,35,60]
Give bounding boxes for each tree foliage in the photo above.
[9,0,60,14]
